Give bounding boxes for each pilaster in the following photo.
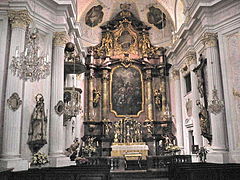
[0,10,31,171]
[202,32,227,162]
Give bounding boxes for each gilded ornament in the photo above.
[7,92,22,111]
[8,10,32,29]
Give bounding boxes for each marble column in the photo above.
[172,70,184,148]
[0,10,31,171]
[186,51,203,147]
[144,68,154,121]
[202,33,227,154]
[49,31,70,167]
[101,66,110,121]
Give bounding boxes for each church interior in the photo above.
[0,0,240,179]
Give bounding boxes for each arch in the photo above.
[174,0,186,32]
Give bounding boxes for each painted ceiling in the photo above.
[76,0,185,48]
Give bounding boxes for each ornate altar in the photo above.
[82,4,173,158]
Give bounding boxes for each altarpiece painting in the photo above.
[110,66,143,117]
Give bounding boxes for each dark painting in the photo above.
[147,6,166,29]
[85,5,104,27]
[111,66,143,116]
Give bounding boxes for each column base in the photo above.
[49,155,71,167]
[191,154,199,162]
[228,151,240,163]
[0,158,29,172]
[207,151,229,163]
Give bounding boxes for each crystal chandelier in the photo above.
[10,28,50,82]
[208,86,224,115]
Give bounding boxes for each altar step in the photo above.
[110,170,169,180]
[125,160,147,170]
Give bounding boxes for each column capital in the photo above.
[53,31,69,47]
[202,32,218,48]
[144,69,152,81]
[172,69,180,80]
[185,50,197,65]
[8,10,32,29]
[102,69,110,81]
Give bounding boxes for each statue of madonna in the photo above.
[28,94,47,153]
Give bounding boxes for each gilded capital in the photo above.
[144,69,152,81]
[8,10,32,29]
[53,31,69,47]
[102,70,110,81]
[172,69,180,80]
[185,51,197,65]
[202,32,218,48]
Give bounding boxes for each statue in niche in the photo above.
[28,94,47,153]
[147,6,166,29]
[186,98,193,117]
[85,5,104,27]
[154,89,162,110]
[93,89,101,107]
[196,100,212,144]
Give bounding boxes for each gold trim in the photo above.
[110,65,144,117]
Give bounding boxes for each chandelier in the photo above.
[10,28,50,82]
[208,86,224,115]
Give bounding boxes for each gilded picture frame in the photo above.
[110,65,144,117]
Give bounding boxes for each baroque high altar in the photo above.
[82,7,173,157]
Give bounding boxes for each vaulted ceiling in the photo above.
[76,0,186,48]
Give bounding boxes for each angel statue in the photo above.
[28,94,47,153]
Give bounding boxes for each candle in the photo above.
[24,48,28,56]
[15,46,19,57]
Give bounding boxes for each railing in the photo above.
[147,155,192,171]
[76,155,192,172]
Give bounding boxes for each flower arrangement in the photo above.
[82,137,97,157]
[165,144,181,152]
[31,151,49,166]
[82,144,96,157]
